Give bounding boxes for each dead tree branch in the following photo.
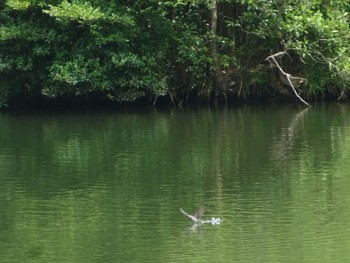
[266,51,311,107]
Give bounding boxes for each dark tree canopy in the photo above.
[1,0,350,107]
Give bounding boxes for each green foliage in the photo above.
[0,0,173,104]
[280,1,350,97]
[224,0,350,98]
[1,0,350,107]
[45,1,105,22]
[5,0,31,10]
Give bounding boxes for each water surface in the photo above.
[1,104,350,262]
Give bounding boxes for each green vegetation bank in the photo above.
[1,0,350,107]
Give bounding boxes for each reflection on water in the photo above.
[1,104,350,262]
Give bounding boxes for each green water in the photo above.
[1,104,350,263]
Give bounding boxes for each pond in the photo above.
[1,104,350,263]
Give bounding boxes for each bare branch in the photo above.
[266,52,311,107]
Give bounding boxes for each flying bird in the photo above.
[179,207,204,223]
[179,207,221,225]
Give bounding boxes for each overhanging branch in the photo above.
[266,52,311,107]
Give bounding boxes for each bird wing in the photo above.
[179,208,200,222]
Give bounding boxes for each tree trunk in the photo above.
[209,0,228,100]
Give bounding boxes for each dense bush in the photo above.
[1,0,350,107]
